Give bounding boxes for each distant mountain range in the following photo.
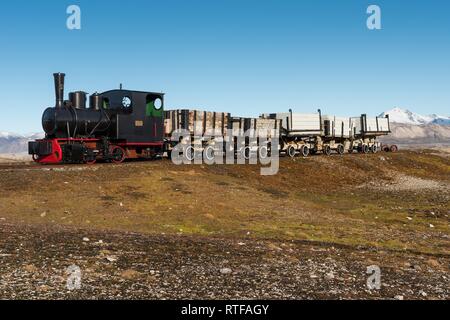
[379,107,450,126]
[0,132,44,154]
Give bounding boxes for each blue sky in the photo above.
[0,0,449,133]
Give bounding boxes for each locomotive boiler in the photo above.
[29,73,165,164]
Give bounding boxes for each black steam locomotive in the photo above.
[29,73,165,164]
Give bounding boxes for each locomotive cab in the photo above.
[100,89,165,143]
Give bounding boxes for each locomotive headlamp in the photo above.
[154,98,163,110]
[122,96,132,108]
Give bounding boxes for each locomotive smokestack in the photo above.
[53,72,65,108]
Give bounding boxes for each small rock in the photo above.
[394,295,404,300]
[406,217,413,221]
[82,237,90,242]
[325,272,335,280]
[106,255,118,262]
[426,258,440,268]
[329,290,338,295]
[419,290,427,297]
[429,224,435,228]
[23,264,38,273]
[220,268,232,275]
[120,269,142,280]
[38,285,51,292]
[119,202,124,207]
[40,212,47,218]
[237,242,245,246]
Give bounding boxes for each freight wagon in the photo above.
[164,109,230,161]
[260,110,322,157]
[348,114,391,153]
[261,110,391,157]
[164,110,280,160]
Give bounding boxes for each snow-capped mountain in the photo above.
[0,131,23,139]
[0,132,44,153]
[431,117,450,126]
[379,107,450,126]
[377,108,450,145]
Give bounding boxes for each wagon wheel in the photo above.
[323,145,332,156]
[258,145,269,159]
[185,145,195,161]
[337,144,345,155]
[204,145,215,161]
[242,146,251,160]
[390,145,398,152]
[371,145,378,154]
[32,154,40,162]
[362,144,369,154]
[300,145,309,157]
[287,145,296,158]
[110,146,126,164]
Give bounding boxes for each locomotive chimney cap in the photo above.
[53,72,66,109]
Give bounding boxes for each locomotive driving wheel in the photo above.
[84,155,97,165]
[110,146,126,164]
[84,150,97,165]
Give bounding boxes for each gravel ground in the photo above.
[0,222,448,300]
[360,172,450,191]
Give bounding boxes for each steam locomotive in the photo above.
[29,73,165,164]
[29,73,394,164]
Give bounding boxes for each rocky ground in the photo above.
[0,223,448,300]
[0,149,448,299]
